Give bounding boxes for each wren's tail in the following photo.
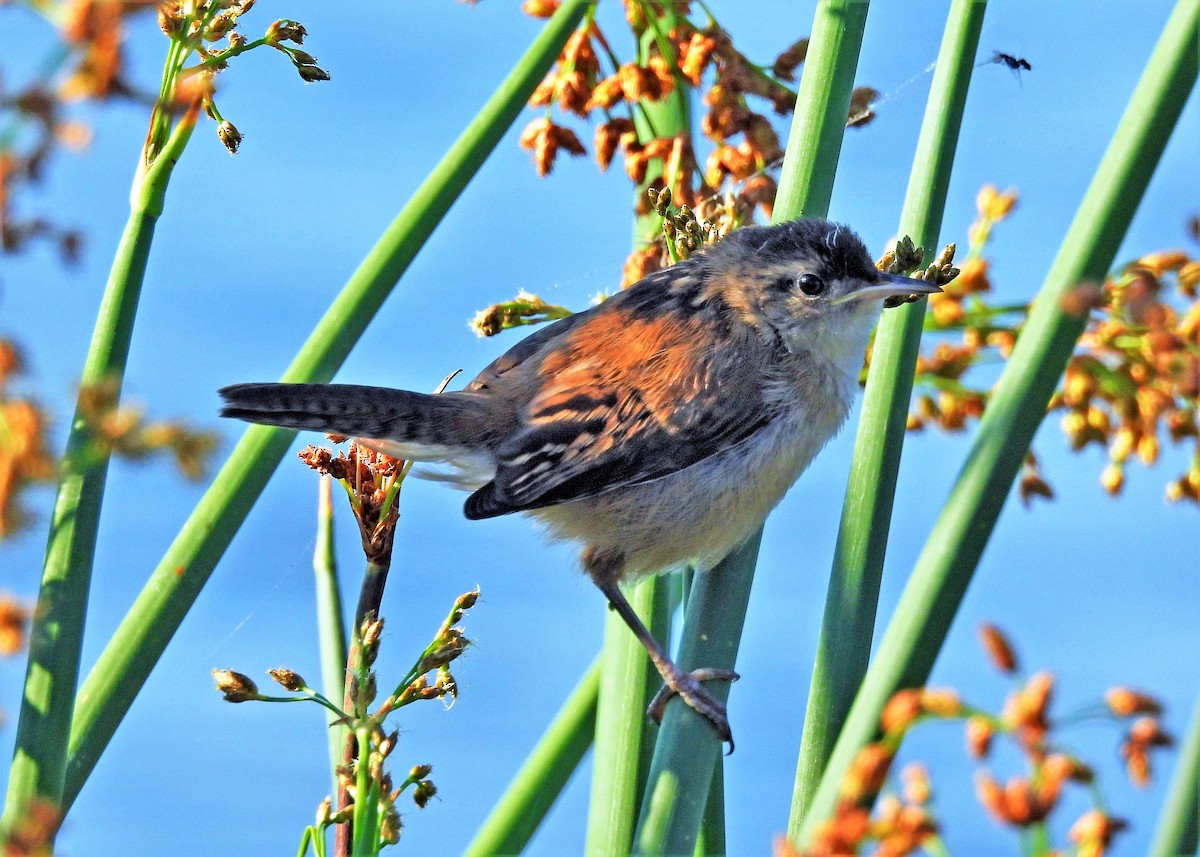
[218,382,493,450]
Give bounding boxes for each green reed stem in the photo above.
[1149,690,1200,857]
[795,0,1199,842]
[630,1,872,851]
[314,476,348,798]
[788,0,986,832]
[585,10,690,854]
[1,107,197,828]
[59,0,590,812]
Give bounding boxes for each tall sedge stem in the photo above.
[630,1,872,851]
[1149,691,1200,856]
[586,9,690,855]
[795,0,1199,842]
[61,0,590,813]
[2,101,198,828]
[789,0,986,830]
[314,476,349,798]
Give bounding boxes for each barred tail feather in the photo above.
[218,382,490,450]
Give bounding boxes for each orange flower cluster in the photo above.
[0,594,31,655]
[910,184,1200,506]
[1,0,163,262]
[75,379,217,480]
[974,752,1092,828]
[1057,251,1200,503]
[906,186,1018,434]
[517,4,858,284]
[58,0,156,101]
[0,797,60,857]
[791,621,1170,856]
[797,756,938,857]
[0,340,56,538]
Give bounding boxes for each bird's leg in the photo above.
[593,576,739,749]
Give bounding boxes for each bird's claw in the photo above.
[646,666,740,753]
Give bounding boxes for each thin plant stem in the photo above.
[631,1,872,850]
[695,756,725,857]
[1,103,199,827]
[336,560,390,857]
[60,0,590,812]
[1148,690,1200,857]
[771,0,872,221]
[795,0,1199,842]
[314,476,349,798]
[463,658,601,857]
[587,577,659,857]
[789,0,987,831]
[632,533,761,856]
[586,7,690,853]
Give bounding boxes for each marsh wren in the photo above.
[220,218,939,747]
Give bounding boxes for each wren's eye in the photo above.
[796,273,826,296]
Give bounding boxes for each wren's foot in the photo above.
[592,577,741,750]
[647,663,740,751]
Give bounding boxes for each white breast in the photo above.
[531,348,858,577]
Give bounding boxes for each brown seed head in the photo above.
[1068,810,1128,857]
[521,0,561,17]
[266,19,306,45]
[217,120,241,155]
[212,668,259,702]
[297,64,330,83]
[965,715,993,759]
[901,763,932,806]
[268,668,306,692]
[881,689,923,734]
[978,622,1019,673]
[772,37,809,81]
[413,779,437,809]
[976,185,1018,220]
[840,743,893,802]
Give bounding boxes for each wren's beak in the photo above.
[835,271,942,305]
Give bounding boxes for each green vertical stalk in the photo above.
[587,577,659,857]
[314,476,348,797]
[1149,691,1200,857]
[789,0,986,831]
[631,1,872,852]
[586,11,691,855]
[60,0,591,812]
[464,658,601,857]
[795,0,1199,843]
[694,756,725,857]
[2,113,196,827]
[771,0,872,221]
[632,534,760,857]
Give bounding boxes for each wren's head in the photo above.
[698,219,939,363]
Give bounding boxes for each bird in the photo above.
[220,218,940,747]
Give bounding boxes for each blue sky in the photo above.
[2,2,1197,855]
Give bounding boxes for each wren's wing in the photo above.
[463,293,772,519]
[465,307,596,393]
